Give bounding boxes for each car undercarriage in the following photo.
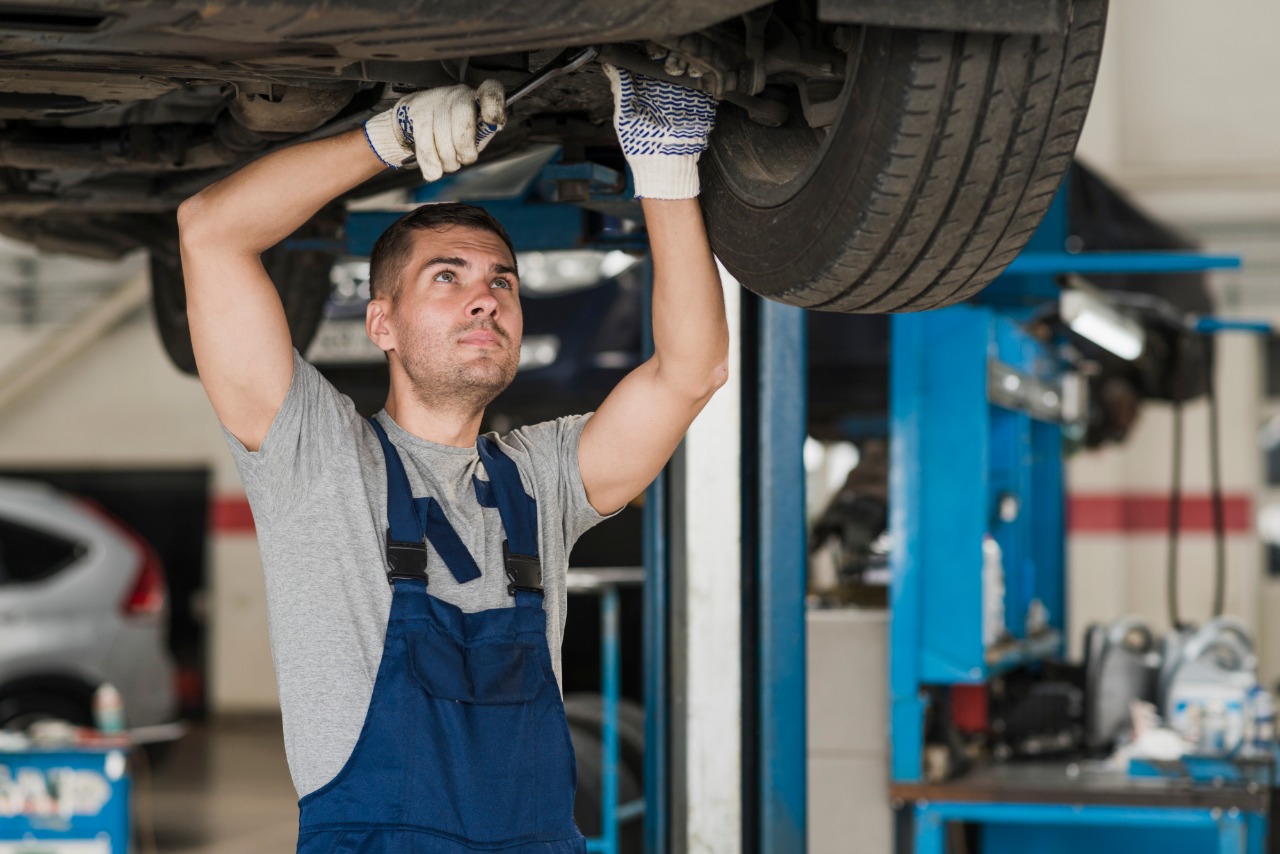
[0,0,1107,372]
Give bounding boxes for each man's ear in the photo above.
[366,298,396,353]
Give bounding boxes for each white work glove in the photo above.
[363,80,506,182]
[602,64,719,200]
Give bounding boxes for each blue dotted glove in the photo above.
[364,80,505,181]
[602,63,719,199]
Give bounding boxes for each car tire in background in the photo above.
[0,681,93,731]
[563,692,647,782]
[702,0,1107,313]
[567,714,644,854]
[149,207,341,375]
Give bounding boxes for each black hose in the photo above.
[1204,335,1226,617]
[1168,391,1183,630]
[1167,338,1184,630]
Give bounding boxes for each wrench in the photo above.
[504,45,600,107]
[474,46,599,144]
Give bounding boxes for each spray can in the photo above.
[92,683,125,735]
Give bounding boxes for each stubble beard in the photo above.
[399,320,519,418]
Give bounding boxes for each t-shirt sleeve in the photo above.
[506,413,622,550]
[221,351,361,523]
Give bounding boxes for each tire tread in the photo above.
[702,0,1108,312]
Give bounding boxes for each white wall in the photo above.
[1077,0,1280,220]
[0,311,279,712]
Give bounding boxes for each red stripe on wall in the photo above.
[212,493,1251,535]
[1069,493,1252,534]
[211,496,255,533]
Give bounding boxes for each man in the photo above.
[178,65,727,852]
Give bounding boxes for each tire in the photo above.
[567,721,644,853]
[563,692,647,785]
[150,208,340,375]
[702,0,1107,312]
[0,690,92,731]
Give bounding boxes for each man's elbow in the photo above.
[685,357,730,403]
[177,185,241,250]
[176,192,211,248]
[708,358,730,395]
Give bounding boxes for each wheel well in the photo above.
[0,674,96,713]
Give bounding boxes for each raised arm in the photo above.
[578,69,729,514]
[178,82,505,450]
[177,131,383,449]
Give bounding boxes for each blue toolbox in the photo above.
[0,746,130,852]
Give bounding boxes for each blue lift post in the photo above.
[756,298,809,853]
[640,253,671,854]
[888,177,1255,853]
[572,570,645,854]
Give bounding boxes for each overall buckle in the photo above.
[503,539,542,596]
[385,529,428,587]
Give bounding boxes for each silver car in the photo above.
[0,478,178,731]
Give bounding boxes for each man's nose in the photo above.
[467,285,499,316]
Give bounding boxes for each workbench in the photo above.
[892,760,1270,854]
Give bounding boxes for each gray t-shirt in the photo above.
[223,352,613,797]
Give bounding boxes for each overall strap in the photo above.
[371,419,428,587]
[371,419,482,587]
[476,436,543,597]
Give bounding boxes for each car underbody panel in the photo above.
[0,0,770,91]
[0,0,1106,346]
[0,0,772,252]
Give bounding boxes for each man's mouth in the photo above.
[459,328,502,347]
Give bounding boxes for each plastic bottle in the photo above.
[981,535,1006,649]
[1224,698,1245,753]
[92,683,125,735]
[1252,685,1275,752]
[1204,700,1226,753]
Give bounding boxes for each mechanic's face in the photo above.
[370,225,522,413]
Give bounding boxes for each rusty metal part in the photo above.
[597,44,793,125]
[722,91,787,127]
[0,115,275,172]
[605,9,847,131]
[596,45,724,96]
[0,192,174,216]
[229,82,359,133]
[505,46,600,107]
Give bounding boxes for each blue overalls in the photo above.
[296,420,586,853]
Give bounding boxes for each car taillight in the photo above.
[74,498,168,618]
[123,544,167,617]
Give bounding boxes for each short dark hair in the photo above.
[367,202,517,302]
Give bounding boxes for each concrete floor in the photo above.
[139,715,299,853]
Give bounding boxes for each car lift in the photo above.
[886,180,1273,854]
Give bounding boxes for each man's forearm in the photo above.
[642,198,730,395]
[178,128,385,252]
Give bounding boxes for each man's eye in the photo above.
[434,270,456,283]
[491,278,513,290]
